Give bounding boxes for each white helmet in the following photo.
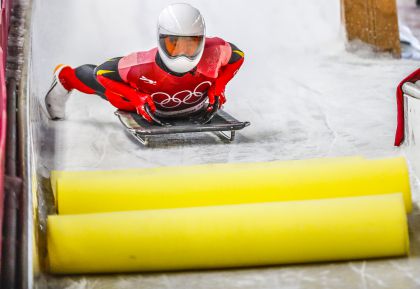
[157,3,206,74]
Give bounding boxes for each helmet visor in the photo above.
[159,34,204,59]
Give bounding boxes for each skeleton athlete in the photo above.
[44,3,244,123]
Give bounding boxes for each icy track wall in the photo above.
[0,0,15,260]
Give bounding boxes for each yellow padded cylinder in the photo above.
[53,157,412,214]
[47,194,409,274]
[50,156,364,186]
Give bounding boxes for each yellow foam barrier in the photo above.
[50,156,364,186]
[47,194,409,274]
[53,157,412,214]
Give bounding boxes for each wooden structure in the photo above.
[342,0,401,57]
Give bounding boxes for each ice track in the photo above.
[30,0,420,288]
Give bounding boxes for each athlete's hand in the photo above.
[135,92,156,122]
[207,83,226,111]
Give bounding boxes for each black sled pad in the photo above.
[115,109,250,145]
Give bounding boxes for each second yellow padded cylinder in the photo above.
[47,194,409,274]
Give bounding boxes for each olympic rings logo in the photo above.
[151,81,212,108]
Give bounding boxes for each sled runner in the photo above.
[115,103,250,146]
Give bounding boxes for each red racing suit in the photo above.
[95,37,244,119]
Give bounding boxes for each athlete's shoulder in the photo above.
[204,37,232,65]
[204,37,244,65]
[120,48,157,67]
[197,37,232,78]
[204,37,230,49]
[118,48,157,81]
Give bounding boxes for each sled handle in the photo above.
[144,103,170,126]
[199,97,220,124]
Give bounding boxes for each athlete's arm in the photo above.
[94,57,144,103]
[94,58,156,122]
[208,42,245,107]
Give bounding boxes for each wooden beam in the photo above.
[342,0,401,57]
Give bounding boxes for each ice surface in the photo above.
[29,0,420,288]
